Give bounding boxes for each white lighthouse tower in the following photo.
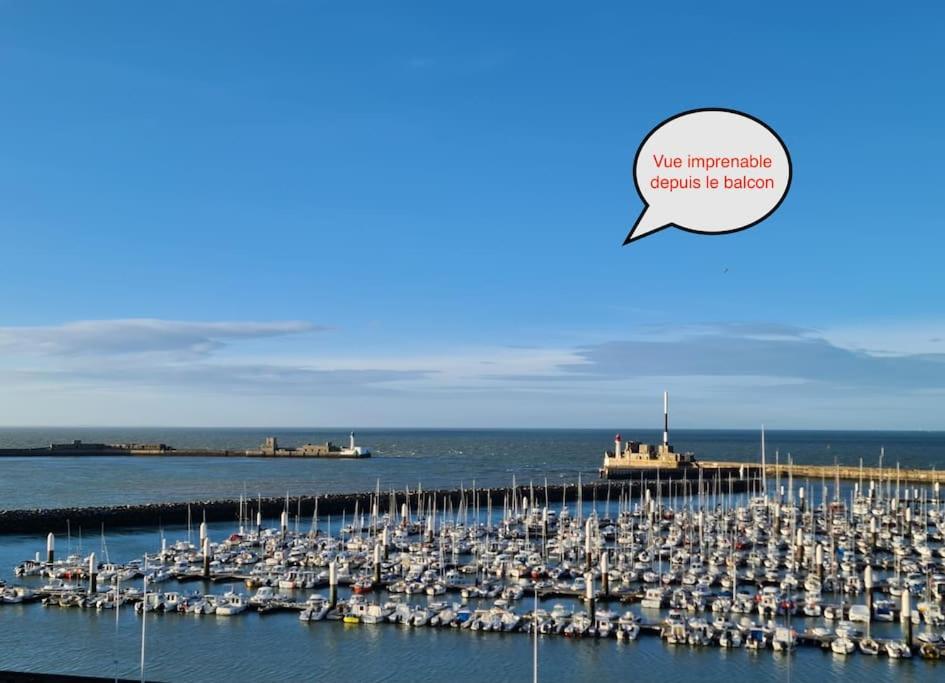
[341,431,371,457]
[614,433,622,457]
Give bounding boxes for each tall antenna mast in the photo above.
[662,391,669,447]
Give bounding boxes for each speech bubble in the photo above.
[624,108,791,245]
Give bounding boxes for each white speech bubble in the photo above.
[624,109,791,245]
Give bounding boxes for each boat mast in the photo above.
[140,575,148,683]
[760,426,767,500]
[533,588,539,683]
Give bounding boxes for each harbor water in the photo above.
[0,599,938,682]
[0,428,943,681]
[1,428,943,509]
[0,513,941,683]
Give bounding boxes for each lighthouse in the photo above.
[600,392,695,479]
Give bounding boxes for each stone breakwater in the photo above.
[0,473,756,535]
[702,461,945,484]
[0,672,151,683]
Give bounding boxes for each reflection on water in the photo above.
[1,605,937,683]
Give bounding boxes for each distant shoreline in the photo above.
[0,450,366,459]
[0,437,370,459]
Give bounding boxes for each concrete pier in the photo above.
[702,460,945,485]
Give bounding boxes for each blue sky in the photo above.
[1,1,943,428]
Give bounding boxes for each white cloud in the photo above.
[0,319,321,357]
[0,318,943,428]
[554,327,945,389]
[0,318,429,397]
[819,321,945,356]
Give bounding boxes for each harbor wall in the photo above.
[0,672,155,683]
[702,460,945,484]
[0,447,360,458]
[0,473,756,535]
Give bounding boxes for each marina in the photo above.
[2,462,944,678]
[0,428,943,681]
[3,3,941,680]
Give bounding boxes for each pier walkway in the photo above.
[700,461,945,485]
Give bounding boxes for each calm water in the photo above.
[0,428,943,509]
[0,516,939,682]
[0,605,938,683]
[1,428,944,681]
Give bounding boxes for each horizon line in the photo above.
[0,424,943,434]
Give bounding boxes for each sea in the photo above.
[0,428,942,681]
[1,427,943,510]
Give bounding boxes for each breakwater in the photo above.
[0,445,350,459]
[0,470,754,535]
[0,672,156,683]
[703,461,945,484]
[0,436,368,459]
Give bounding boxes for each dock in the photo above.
[701,461,945,485]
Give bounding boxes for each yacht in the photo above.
[641,586,665,609]
[215,592,247,616]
